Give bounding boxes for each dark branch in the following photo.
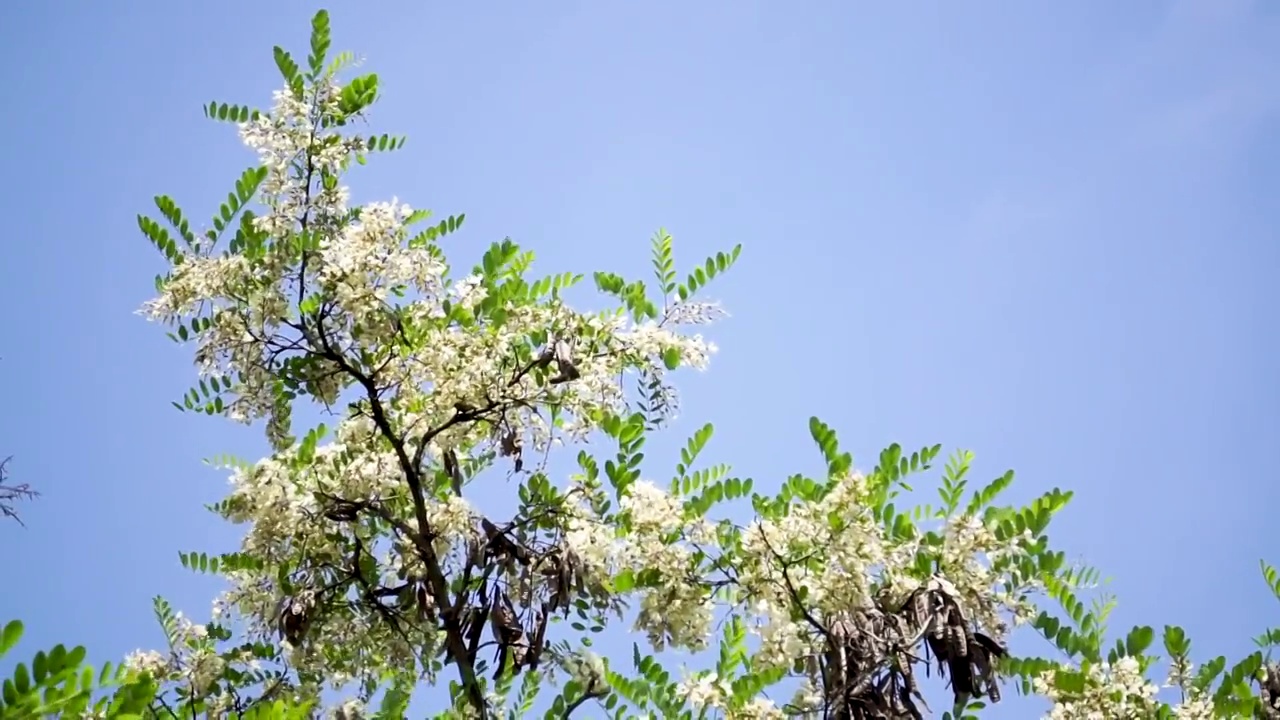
[0,456,38,527]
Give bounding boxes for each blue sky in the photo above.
[1,0,1277,716]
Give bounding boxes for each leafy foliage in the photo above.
[0,620,156,718]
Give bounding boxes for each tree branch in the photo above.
[0,456,38,527]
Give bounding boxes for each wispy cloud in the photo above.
[966,0,1280,231]
[1106,0,1279,158]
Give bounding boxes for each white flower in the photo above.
[675,672,730,710]
[450,274,488,309]
[123,649,171,678]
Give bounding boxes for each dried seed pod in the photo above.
[463,589,491,663]
[323,502,360,523]
[414,579,435,623]
[482,517,530,565]
[443,448,463,496]
[490,593,524,644]
[526,603,549,671]
[518,564,534,608]
[276,596,311,645]
[1259,663,1280,719]
[549,338,580,384]
[466,535,484,568]
[490,592,528,679]
[500,425,524,473]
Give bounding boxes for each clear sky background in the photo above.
[1,1,1277,717]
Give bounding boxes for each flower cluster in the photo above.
[120,609,254,716]
[675,672,785,719]
[733,469,1039,677]
[1034,658,1160,719]
[1034,658,1217,720]
[621,480,717,651]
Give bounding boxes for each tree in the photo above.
[4,9,1280,720]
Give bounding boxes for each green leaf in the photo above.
[661,347,681,370]
[137,215,184,264]
[308,10,332,78]
[65,645,86,669]
[12,662,31,696]
[32,651,47,684]
[202,101,257,123]
[1163,625,1190,657]
[0,620,21,656]
[808,416,852,477]
[614,570,636,592]
[153,196,196,248]
[273,46,301,86]
[1262,560,1280,601]
[964,469,1014,515]
[1124,625,1154,657]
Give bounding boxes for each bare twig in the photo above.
[0,456,38,527]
